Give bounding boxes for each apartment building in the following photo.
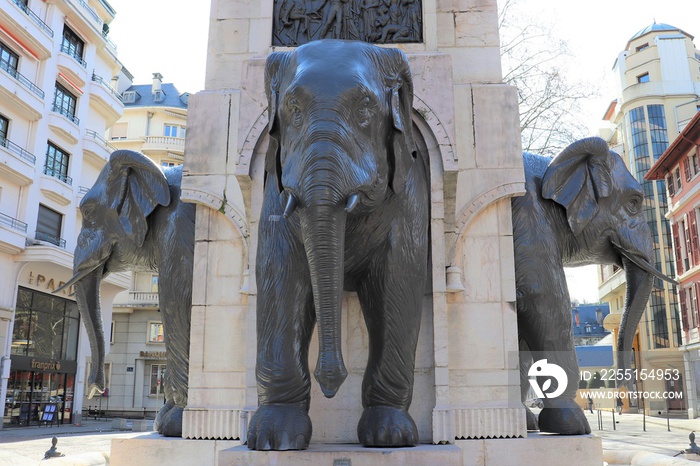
[85,74,189,417]
[646,111,700,418]
[0,0,131,427]
[598,22,700,416]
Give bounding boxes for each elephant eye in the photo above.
[286,97,303,127]
[626,196,642,215]
[357,96,374,128]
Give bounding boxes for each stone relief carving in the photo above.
[272,0,422,46]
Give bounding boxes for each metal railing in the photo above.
[91,74,123,103]
[59,43,88,68]
[51,103,80,125]
[43,165,73,185]
[10,0,54,37]
[0,137,36,164]
[0,59,45,99]
[102,31,117,51]
[75,0,101,25]
[0,212,28,233]
[78,185,90,195]
[34,230,66,248]
[85,129,117,152]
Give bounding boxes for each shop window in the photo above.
[149,364,166,396]
[148,321,164,343]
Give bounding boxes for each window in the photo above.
[675,167,682,192]
[149,364,166,396]
[122,91,137,103]
[691,153,700,179]
[164,124,185,138]
[44,142,71,184]
[636,43,649,52]
[0,114,8,144]
[148,322,164,343]
[110,122,128,140]
[153,89,164,102]
[667,173,675,196]
[0,41,19,76]
[151,275,159,292]
[53,83,77,123]
[637,73,650,83]
[61,25,84,64]
[110,321,115,344]
[36,205,63,246]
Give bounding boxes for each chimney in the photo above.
[152,72,163,93]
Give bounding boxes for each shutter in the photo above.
[37,205,62,237]
[695,283,700,329]
[673,222,684,275]
[667,174,676,197]
[680,287,689,331]
[691,209,700,265]
[110,123,128,140]
[684,159,692,181]
[685,215,694,267]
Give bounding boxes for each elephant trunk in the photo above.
[616,257,653,387]
[74,266,106,399]
[299,203,348,398]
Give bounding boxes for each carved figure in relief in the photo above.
[247,40,429,450]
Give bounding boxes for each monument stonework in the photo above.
[111,0,605,463]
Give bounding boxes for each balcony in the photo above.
[141,136,185,156]
[40,167,73,206]
[33,230,67,249]
[48,105,80,144]
[0,137,36,185]
[0,211,28,254]
[0,62,44,121]
[60,0,115,55]
[621,81,700,107]
[113,291,159,309]
[76,185,90,201]
[89,74,123,125]
[0,0,53,59]
[83,128,115,164]
[57,45,88,87]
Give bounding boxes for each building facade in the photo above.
[0,0,131,427]
[597,22,700,416]
[87,74,188,417]
[646,110,700,418]
[572,303,610,346]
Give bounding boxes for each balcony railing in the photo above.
[0,212,28,233]
[0,137,36,164]
[129,291,159,302]
[10,0,54,37]
[91,74,123,103]
[35,230,66,248]
[43,165,73,185]
[51,103,80,125]
[76,0,101,25]
[78,185,90,195]
[0,59,45,99]
[85,129,117,151]
[102,31,117,51]
[59,43,88,68]
[144,136,185,146]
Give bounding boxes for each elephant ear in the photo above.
[264,51,291,193]
[382,48,416,193]
[541,137,613,236]
[107,150,171,247]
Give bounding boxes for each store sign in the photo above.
[31,359,62,371]
[126,367,134,372]
[140,351,167,360]
[24,271,75,296]
[11,355,77,374]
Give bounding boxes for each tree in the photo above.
[499,0,598,156]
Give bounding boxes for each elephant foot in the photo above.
[525,406,538,431]
[154,401,174,433]
[538,398,591,435]
[357,406,418,447]
[156,404,184,437]
[247,404,312,451]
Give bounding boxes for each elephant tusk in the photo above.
[613,244,678,285]
[54,266,99,294]
[345,193,360,213]
[283,193,298,218]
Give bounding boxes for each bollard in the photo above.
[612,409,616,430]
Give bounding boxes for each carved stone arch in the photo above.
[237,110,269,178]
[450,182,526,265]
[180,189,250,256]
[412,94,456,173]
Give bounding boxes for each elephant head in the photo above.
[263,40,416,397]
[541,137,676,380]
[57,150,171,398]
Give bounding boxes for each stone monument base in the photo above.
[111,433,602,465]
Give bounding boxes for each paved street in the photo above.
[0,412,699,464]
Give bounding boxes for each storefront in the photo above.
[3,286,80,427]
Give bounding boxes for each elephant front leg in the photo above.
[517,279,591,435]
[356,264,425,447]
[247,224,316,450]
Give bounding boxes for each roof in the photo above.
[122,83,189,109]
[646,111,700,180]
[575,345,614,368]
[628,22,693,45]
